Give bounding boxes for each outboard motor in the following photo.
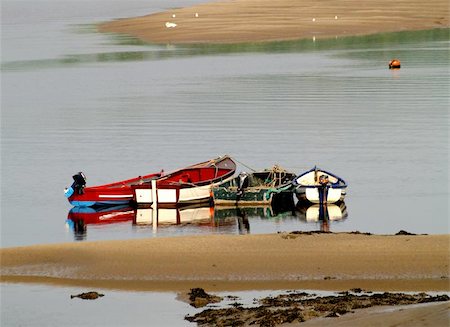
[236,172,249,202]
[64,172,87,198]
[72,172,87,194]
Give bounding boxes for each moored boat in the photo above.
[132,155,236,207]
[212,165,296,206]
[292,167,347,204]
[65,155,236,207]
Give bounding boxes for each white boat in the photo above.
[292,167,347,204]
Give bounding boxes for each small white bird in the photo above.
[172,14,176,18]
[165,22,177,28]
[335,15,338,20]
[195,13,199,18]
[312,18,316,22]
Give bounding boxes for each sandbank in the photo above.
[1,233,449,292]
[98,0,449,44]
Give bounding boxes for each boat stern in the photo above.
[64,172,87,201]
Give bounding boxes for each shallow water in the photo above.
[0,283,196,327]
[1,0,449,249]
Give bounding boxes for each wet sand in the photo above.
[1,233,449,292]
[298,302,450,326]
[98,0,449,44]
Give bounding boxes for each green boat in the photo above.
[212,166,296,206]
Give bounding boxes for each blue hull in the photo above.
[70,200,131,207]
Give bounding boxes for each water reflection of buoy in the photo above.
[389,59,401,69]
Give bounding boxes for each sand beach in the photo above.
[2,233,449,292]
[98,0,449,44]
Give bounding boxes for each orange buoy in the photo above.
[389,59,401,69]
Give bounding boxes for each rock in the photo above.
[326,311,341,317]
[185,291,450,325]
[349,231,372,235]
[188,288,223,308]
[70,291,104,300]
[395,230,416,235]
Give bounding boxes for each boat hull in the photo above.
[68,188,135,207]
[213,186,293,205]
[295,186,346,204]
[213,168,296,206]
[133,183,214,207]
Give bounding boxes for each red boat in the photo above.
[132,155,237,207]
[65,155,236,207]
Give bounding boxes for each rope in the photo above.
[231,157,257,172]
[263,164,289,188]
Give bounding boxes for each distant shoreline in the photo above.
[1,233,449,292]
[97,0,449,44]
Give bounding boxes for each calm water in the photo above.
[0,283,197,326]
[1,1,449,250]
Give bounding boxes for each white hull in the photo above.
[296,187,345,204]
[134,181,221,207]
[179,184,212,204]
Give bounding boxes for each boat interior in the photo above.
[296,170,340,186]
[159,167,234,185]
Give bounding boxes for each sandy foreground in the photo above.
[98,0,449,44]
[1,233,449,292]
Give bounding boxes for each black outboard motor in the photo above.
[71,172,87,195]
[236,172,249,202]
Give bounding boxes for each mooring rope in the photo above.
[231,157,257,172]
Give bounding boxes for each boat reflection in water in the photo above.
[66,201,348,240]
[66,205,135,240]
[295,202,348,232]
[67,204,240,240]
[66,204,288,239]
